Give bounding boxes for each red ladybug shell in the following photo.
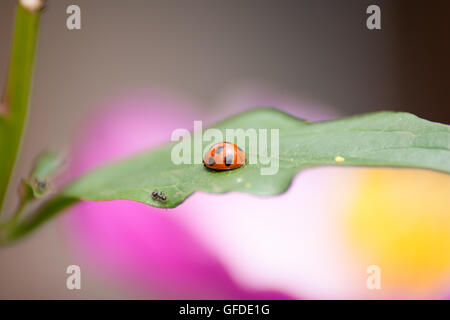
[203,142,246,170]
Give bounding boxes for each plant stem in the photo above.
[0,196,78,245]
[0,1,43,216]
[0,197,27,229]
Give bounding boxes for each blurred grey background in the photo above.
[0,0,449,299]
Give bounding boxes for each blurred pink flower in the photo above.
[64,90,291,299]
[66,87,450,299]
[65,87,348,299]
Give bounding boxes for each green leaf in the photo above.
[3,108,449,243]
[62,108,450,208]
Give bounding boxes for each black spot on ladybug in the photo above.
[225,154,233,166]
[215,146,223,154]
[208,157,215,165]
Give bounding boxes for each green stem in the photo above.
[0,198,27,229]
[0,196,78,245]
[0,1,43,215]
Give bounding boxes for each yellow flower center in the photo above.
[346,168,450,297]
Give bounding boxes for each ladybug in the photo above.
[203,142,246,170]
